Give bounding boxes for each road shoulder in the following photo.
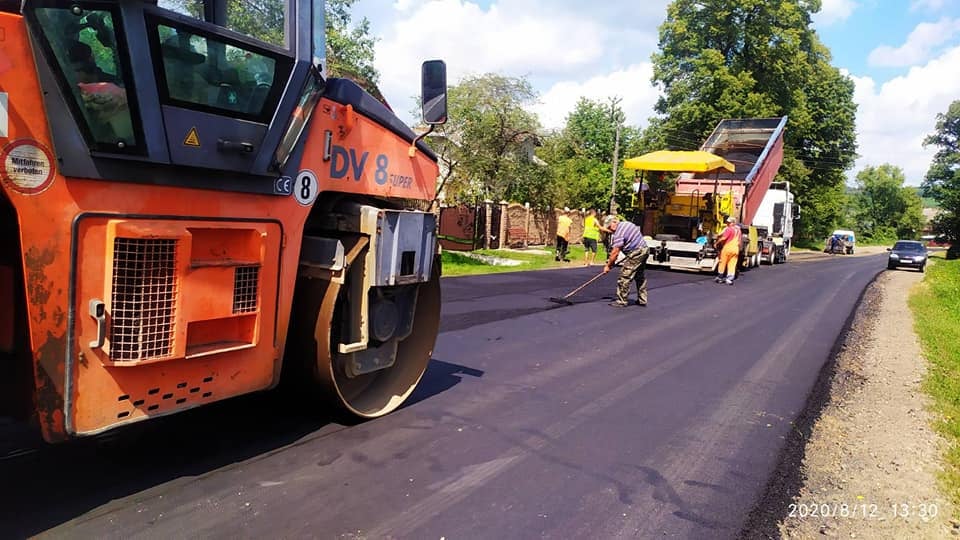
[742,269,956,538]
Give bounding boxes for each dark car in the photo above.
[887,240,928,272]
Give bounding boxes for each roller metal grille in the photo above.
[233,265,259,314]
[109,238,177,362]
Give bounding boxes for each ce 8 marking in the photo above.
[788,501,940,521]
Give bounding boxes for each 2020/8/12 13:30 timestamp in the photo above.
[787,501,940,521]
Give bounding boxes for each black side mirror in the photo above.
[421,60,447,125]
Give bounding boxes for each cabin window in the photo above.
[150,20,291,123]
[31,5,141,152]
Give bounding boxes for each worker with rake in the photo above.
[602,217,649,307]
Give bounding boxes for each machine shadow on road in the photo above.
[404,358,485,408]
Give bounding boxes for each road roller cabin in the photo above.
[0,0,447,442]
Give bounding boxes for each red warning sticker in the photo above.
[1,140,55,195]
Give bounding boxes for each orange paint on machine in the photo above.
[0,2,447,443]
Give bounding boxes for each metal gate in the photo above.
[488,204,502,249]
[438,204,480,251]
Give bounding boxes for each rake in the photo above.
[548,271,607,305]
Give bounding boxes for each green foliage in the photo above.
[648,0,857,241]
[227,0,285,46]
[324,0,381,99]
[538,98,641,212]
[851,164,925,242]
[922,100,960,250]
[910,257,960,515]
[427,74,552,206]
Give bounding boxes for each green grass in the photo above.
[909,253,960,516]
[441,244,600,277]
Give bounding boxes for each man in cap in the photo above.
[714,216,742,285]
[602,217,649,307]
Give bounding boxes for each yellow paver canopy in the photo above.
[623,150,735,173]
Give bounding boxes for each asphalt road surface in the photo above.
[2,253,887,539]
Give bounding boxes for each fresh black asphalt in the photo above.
[0,253,886,539]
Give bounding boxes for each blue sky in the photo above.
[354,0,960,186]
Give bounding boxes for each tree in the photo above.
[539,98,642,212]
[648,0,858,241]
[922,100,960,255]
[324,0,383,103]
[852,164,924,242]
[427,74,552,206]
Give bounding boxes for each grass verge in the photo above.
[909,253,960,516]
[441,244,598,277]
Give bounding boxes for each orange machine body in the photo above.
[0,12,438,441]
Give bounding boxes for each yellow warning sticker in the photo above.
[183,127,200,147]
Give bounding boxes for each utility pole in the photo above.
[610,124,621,215]
[609,97,622,215]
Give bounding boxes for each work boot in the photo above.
[714,276,723,283]
[634,300,647,307]
[608,301,628,307]
[725,278,734,285]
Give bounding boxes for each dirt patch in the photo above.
[742,269,956,539]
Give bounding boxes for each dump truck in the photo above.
[624,116,788,272]
[0,0,447,443]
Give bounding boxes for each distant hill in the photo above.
[845,186,939,208]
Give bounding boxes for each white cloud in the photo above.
[812,0,858,26]
[532,64,659,130]
[867,17,960,67]
[850,45,960,185]
[391,0,421,10]
[363,0,668,123]
[373,0,607,118]
[910,0,950,12]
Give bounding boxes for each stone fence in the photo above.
[440,201,595,250]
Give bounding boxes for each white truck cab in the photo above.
[753,182,797,264]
